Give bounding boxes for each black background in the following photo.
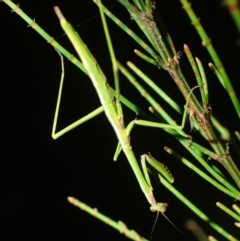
[1,0,240,240]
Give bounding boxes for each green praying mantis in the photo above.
[52,3,186,218]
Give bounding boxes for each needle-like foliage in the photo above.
[2,0,240,240]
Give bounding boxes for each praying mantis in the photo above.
[52,3,186,214]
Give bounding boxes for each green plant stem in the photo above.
[216,202,240,222]
[160,175,239,241]
[180,0,240,119]
[233,204,240,215]
[224,0,240,34]
[68,197,149,241]
[165,147,238,199]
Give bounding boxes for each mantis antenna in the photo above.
[150,203,183,238]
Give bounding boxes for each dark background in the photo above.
[1,0,240,240]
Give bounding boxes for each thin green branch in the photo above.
[216,202,240,222]
[224,0,240,34]
[165,147,238,199]
[180,0,240,119]
[68,197,149,241]
[160,175,239,241]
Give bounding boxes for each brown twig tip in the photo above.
[208,236,217,241]
[235,222,240,228]
[67,196,76,204]
[163,146,168,151]
[183,44,189,51]
[54,6,65,21]
[195,57,200,63]
[208,63,214,68]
